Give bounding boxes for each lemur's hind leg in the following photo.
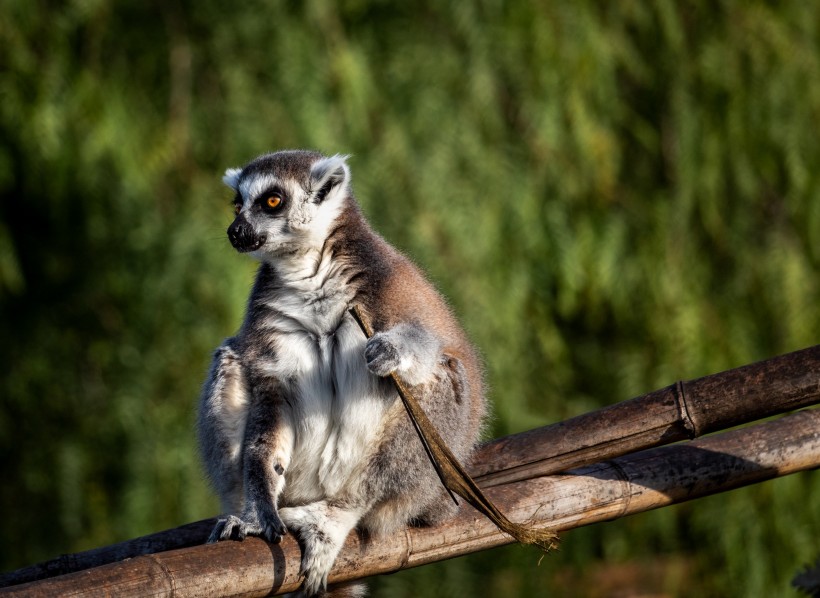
[279,501,365,597]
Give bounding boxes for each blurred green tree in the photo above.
[1,1,819,595]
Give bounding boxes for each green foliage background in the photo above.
[1,1,819,595]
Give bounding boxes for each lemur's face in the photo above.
[223,150,350,259]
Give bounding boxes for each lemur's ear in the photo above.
[309,154,350,203]
[222,168,242,191]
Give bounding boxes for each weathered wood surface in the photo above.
[2,344,820,590]
[4,408,819,597]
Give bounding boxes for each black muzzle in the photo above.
[228,216,266,253]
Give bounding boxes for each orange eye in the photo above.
[233,204,241,215]
[266,195,282,209]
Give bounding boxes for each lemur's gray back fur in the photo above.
[198,150,486,597]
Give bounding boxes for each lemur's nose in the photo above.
[227,216,265,253]
[227,217,247,247]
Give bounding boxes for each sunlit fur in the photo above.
[198,150,486,597]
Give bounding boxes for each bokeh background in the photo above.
[2,1,820,596]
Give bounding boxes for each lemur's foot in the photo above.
[280,503,360,597]
[208,510,287,544]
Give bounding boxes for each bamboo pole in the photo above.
[474,344,820,487]
[3,344,820,589]
[0,520,218,590]
[4,409,819,597]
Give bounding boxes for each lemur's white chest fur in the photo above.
[257,249,388,504]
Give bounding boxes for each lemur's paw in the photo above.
[364,334,400,377]
[280,506,344,596]
[258,511,288,543]
[298,540,335,597]
[207,511,287,544]
[208,515,249,542]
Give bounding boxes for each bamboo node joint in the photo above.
[675,380,699,438]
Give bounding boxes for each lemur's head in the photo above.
[223,150,351,259]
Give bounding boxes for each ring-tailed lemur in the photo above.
[198,150,486,597]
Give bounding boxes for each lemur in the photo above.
[198,150,486,597]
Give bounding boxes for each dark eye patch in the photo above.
[254,186,288,212]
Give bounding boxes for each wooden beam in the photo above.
[2,344,820,589]
[474,344,820,486]
[3,408,819,597]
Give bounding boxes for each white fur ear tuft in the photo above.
[222,168,242,190]
[310,154,351,202]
